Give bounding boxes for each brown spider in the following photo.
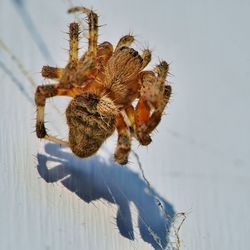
[35,6,172,165]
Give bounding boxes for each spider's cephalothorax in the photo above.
[35,6,172,165]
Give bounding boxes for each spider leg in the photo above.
[41,22,78,82]
[68,7,100,85]
[69,22,79,64]
[35,84,77,146]
[135,61,171,145]
[114,113,132,165]
[68,6,98,58]
[70,42,113,90]
[42,66,64,79]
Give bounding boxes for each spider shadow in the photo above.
[37,143,175,249]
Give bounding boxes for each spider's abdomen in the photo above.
[66,93,116,158]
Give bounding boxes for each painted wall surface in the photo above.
[1,0,250,249]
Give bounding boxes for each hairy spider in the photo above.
[35,6,172,165]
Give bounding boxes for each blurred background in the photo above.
[0,0,249,249]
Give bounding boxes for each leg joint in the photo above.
[35,85,57,106]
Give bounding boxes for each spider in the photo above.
[35,6,172,165]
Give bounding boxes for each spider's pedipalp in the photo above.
[115,34,135,52]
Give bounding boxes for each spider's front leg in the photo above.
[68,6,98,58]
[35,15,82,147]
[135,61,172,145]
[40,21,79,89]
[68,6,100,84]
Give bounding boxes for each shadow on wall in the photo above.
[37,143,175,250]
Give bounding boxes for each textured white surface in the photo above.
[1,0,250,249]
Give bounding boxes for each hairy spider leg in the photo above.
[57,22,80,88]
[135,61,171,145]
[41,66,64,79]
[114,113,132,164]
[36,22,81,145]
[67,7,101,85]
[40,22,79,83]
[69,22,79,64]
[38,22,79,91]
[35,84,78,146]
[145,84,171,134]
[68,6,98,58]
